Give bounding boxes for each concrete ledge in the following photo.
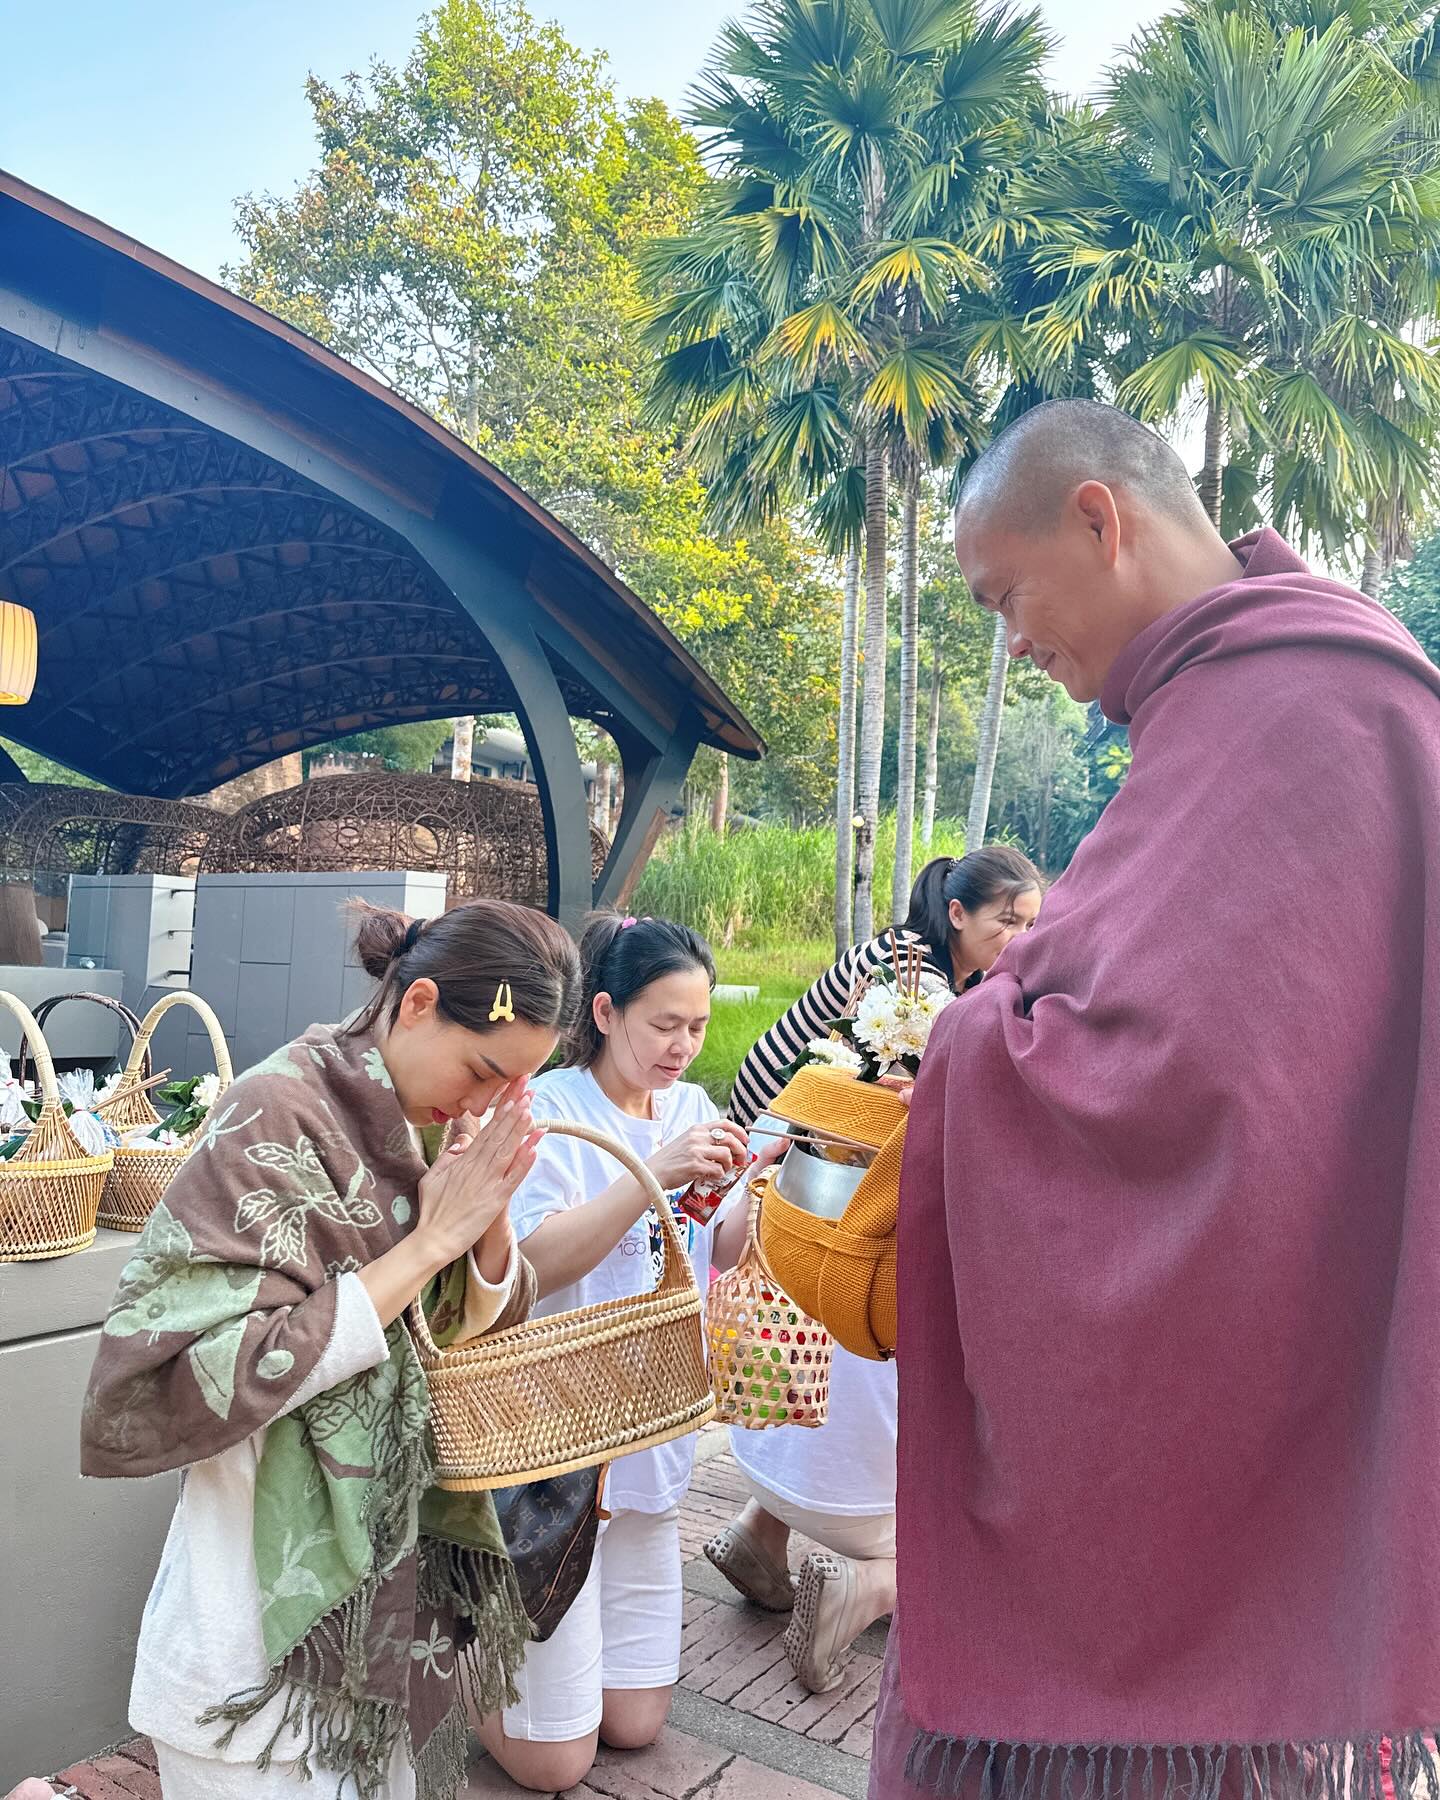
[0,1229,136,1346]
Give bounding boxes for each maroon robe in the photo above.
[873,532,1440,1798]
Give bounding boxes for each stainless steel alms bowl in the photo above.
[772,1138,869,1220]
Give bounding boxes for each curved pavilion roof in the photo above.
[0,170,763,919]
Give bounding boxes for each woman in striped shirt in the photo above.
[710,845,1043,1698]
[727,845,1044,1129]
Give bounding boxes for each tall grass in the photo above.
[633,814,967,948]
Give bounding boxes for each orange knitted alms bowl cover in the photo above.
[757,1066,904,1362]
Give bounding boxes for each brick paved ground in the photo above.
[20,1431,882,1800]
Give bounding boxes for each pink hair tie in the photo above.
[620,916,638,928]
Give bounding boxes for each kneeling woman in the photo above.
[475,914,753,1795]
[81,899,581,1800]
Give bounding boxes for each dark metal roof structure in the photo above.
[0,170,762,921]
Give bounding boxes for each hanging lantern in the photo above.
[0,601,37,705]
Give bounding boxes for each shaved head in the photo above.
[956,399,1210,537]
[951,399,1241,704]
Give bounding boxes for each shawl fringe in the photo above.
[198,1430,524,1800]
[418,1535,533,1717]
[905,1731,1440,1800]
[413,1700,471,1800]
[197,1534,531,1800]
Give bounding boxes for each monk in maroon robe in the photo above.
[872,400,1440,1799]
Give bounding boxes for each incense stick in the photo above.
[747,1122,876,1155]
[100,1067,174,1107]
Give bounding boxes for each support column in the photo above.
[412,538,592,930]
[594,712,702,911]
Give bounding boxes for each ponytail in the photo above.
[564,913,716,1068]
[902,846,1044,960]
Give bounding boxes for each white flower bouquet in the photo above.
[788,958,956,1087]
[133,1069,221,1146]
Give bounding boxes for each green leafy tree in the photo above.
[1383,532,1440,661]
[306,721,457,774]
[229,0,837,821]
[0,741,107,789]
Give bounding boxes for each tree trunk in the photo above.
[1360,544,1385,598]
[593,761,612,832]
[1199,398,1226,529]
[834,548,861,959]
[450,716,474,782]
[0,880,42,966]
[464,353,481,444]
[965,612,1009,850]
[710,753,729,833]
[853,439,889,944]
[921,624,942,849]
[891,470,921,926]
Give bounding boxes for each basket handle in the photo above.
[15,991,146,1089]
[738,1167,786,1289]
[407,1114,681,1362]
[124,991,234,1090]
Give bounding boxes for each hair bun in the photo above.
[349,902,415,981]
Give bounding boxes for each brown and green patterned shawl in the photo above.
[80,1020,533,1800]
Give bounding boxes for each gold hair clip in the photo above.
[489,982,515,1025]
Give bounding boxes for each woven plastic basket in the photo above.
[409,1117,716,1491]
[98,992,233,1232]
[0,991,113,1261]
[707,1174,830,1430]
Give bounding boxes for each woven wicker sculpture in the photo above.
[0,784,226,880]
[198,772,609,908]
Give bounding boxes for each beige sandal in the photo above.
[785,1552,859,1694]
[704,1518,797,1612]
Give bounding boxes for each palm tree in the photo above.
[1036,4,1440,567]
[835,546,862,952]
[921,610,944,846]
[965,612,1010,848]
[644,0,1049,935]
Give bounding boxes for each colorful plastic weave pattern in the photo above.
[708,1177,831,1429]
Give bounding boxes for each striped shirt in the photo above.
[726,931,953,1128]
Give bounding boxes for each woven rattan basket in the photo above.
[98,992,233,1232]
[0,991,113,1261]
[707,1174,830,1430]
[18,991,146,1091]
[410,1117,716,1491]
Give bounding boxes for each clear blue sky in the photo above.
[1,1,1164,282]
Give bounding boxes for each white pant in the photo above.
[156,1738,415,1799]
[742,1473,896,1561]
[502,1504,682,1743]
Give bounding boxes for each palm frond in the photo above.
[852,237,991,316]
[1115,329,1251,419]
[766,299,872,376]
[861,341,970,447]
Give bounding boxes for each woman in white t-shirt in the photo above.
[473,912,753,1796]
